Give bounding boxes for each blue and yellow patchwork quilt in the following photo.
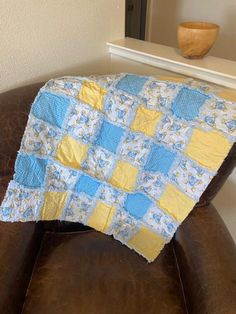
[1,73,236,262]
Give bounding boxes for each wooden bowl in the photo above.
[178,21,219,59]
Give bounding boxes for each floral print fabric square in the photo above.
[138,172,164,200]
[198,98,236,137]
[82,146,115,180]
[46,162,78,191]
[0,181,42,221]
[170,157,214,199]
[45,77,83,97]
[108,209,139,242]
[141,80,180,110]
[155,115,192,151]
[66,102,102,142]
[21,116,62,157]
[143,205,178,240]
[98,185,125,206]
[64,193,94,223]
[120,132,150,166]
[104,90,137,125]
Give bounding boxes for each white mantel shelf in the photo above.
[107,38,236,89]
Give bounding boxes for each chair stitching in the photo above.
[172,241,189,314]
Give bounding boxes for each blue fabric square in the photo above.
[32,91,71,128]
[96,120,124,153]
[116,74,148,96]
[14,154,48,188]
[74,174,101,197]
[171,87,208,121]
[144,144,176,175]
[124,193,152,219]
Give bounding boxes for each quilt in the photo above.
[1,73,236,262]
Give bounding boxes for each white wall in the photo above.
[146,0,236,61]
[0,0,125,92]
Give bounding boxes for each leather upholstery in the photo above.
[0,221,42,314]
[175,204,236,314]
[23,232,186,314]
[0,82,44,177]
[0,205,234,314]
[0,83,236,314]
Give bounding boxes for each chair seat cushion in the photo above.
[22,230,186,314]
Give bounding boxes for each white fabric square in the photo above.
[67,102,102,142]
[46,162,78,191]
[141,80,180,110]
[199,98,236,137]
[45,77,83,97]
[120,132,150,166]
[88,74,122,88]
[98,185,126,205]
[0,181,41,221]
[64,193,94,223]
[143,205,178,239]
[82,146,115,180]
[155,115,192,151]
[21,116,62,157]
[104,90,137,126]
[170,157,214,199]
[108,209,139,241]
[138,172,164,200]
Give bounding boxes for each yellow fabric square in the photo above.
[157,75,187,83]
[217,89,236,102]
[159,184,195,222]
[109,160,138,192]
[88,201,116,232]
[186,129,232,170]
[77,80,107,110]
[128,226,166,262]
[41,192,67,221]
[131,105,162,137]
[55,135,88,169]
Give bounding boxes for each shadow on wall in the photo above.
[211,9,236,60]
[213,174,236,242]
[146,0,182,47]
[147,0,236,61]
[2,55,111,93]
[213,177,236,211]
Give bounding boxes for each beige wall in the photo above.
[0,0,125,92]
[146,0,236,61]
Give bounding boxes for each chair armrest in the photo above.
[0,221,43,313]
[174,204,236,314]
[0,82,44,177]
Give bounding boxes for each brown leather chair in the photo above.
[0,83,236,314]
